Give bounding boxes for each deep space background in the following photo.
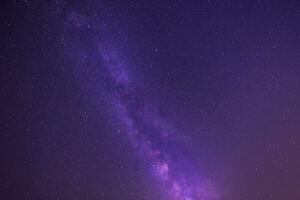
[1,1,300,200]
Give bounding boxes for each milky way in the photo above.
[99,45,218,200]
[63,10,218,199]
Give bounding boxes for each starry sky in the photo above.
[1,1,300,200]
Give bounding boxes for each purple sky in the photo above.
[1,1,300,200]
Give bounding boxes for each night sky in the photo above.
[1,1,300,200]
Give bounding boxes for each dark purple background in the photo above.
[1,1,300,199]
